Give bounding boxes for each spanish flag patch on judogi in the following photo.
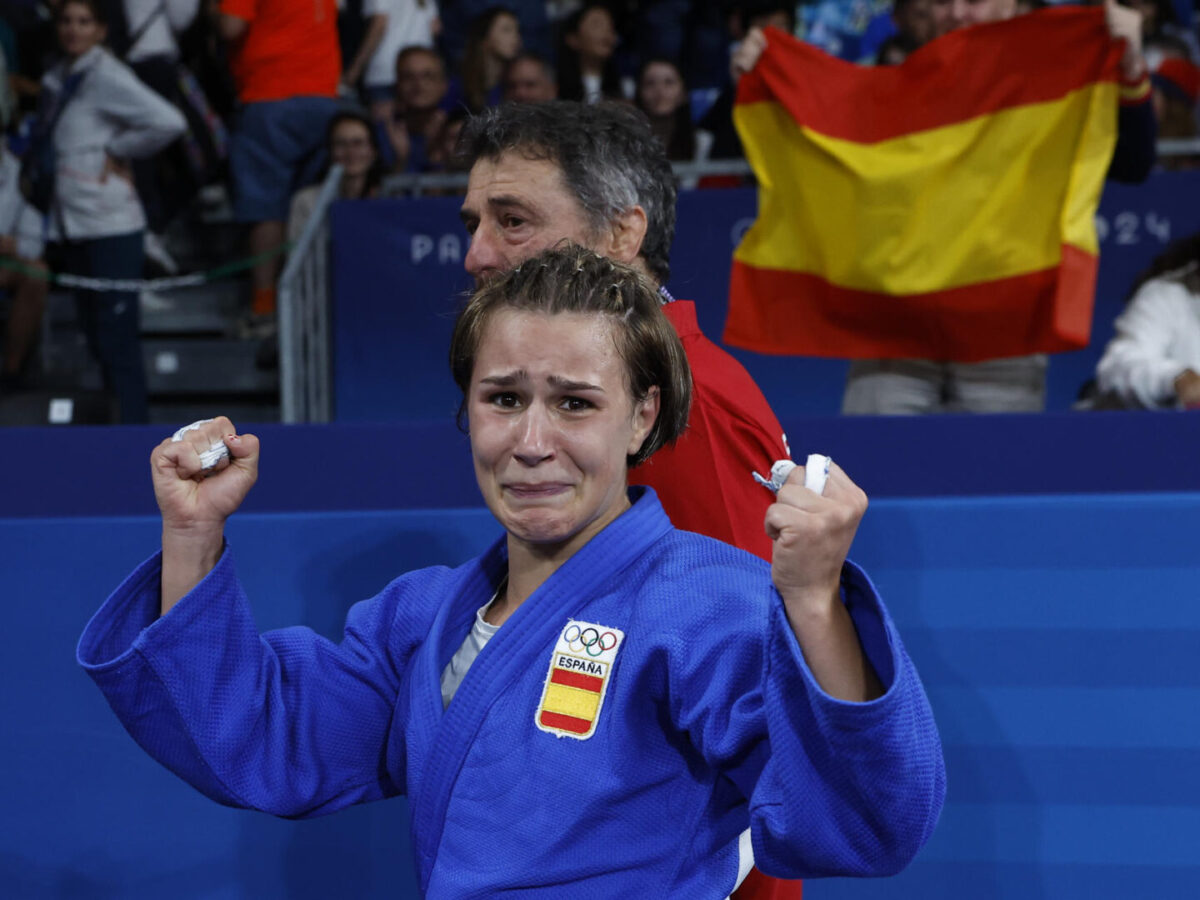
[536,621,624,740]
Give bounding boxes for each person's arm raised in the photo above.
[765,461,883,703]
[1105,0,1146,82]
[151,415,259,616]
[730,26,768,82]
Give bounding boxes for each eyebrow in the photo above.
[458,194,532,226]
[479,372,605,393]
[549,375,605,393]
[479,371,526,386]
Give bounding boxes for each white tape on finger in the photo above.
[804,454,831,496]
[752,459,797,494]
[171,418,214,443]
[198,440,230,471]
[168,419,230,471]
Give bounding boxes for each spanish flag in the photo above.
[725,8,1122,362]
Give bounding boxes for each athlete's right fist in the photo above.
[151,415,260,536]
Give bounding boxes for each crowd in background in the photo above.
[0,0,1199,421]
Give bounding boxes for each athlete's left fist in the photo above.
[765,460,867,616]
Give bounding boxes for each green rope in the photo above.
[0,241,294,291]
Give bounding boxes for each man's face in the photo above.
[397,51,447,112]
[504,59,557,104]
[930,0,1016,37]
[460,153,608,283]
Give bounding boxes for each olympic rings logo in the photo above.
[563,624,617,657]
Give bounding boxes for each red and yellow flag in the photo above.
[725,8,1122,362]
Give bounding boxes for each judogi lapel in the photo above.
[403,488,673,890]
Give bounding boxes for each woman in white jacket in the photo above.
[1096,235,1200,410]
[39,0,184,422]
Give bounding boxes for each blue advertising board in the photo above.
[331,172,1200,422]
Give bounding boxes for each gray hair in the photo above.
[457,101,677,284]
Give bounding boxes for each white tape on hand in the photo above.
[169,419,230,471]
[198,439,230,471]
[752,459,798,494]
[804,453,831,496]
[170,418,213,443]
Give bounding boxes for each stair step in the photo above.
[144,337,278,395]
[141,279,246,335]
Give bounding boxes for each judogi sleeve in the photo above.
[752,562,945,877]
[672,559,945,879]
[77,546,429,818]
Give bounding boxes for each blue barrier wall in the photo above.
[3,415,1199,897]
[4,412,1200,517]
[331,171,1200,422]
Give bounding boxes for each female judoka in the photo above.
[79,245,945,897]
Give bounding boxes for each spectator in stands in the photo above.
[884,0,936,56]
[121,0,203,274]
[629,0,692,74]
[859,0,931,62]
[1096,233,1200,408]
[455,100,801,900]
[382,45,447,172]
[697,1,796,162]
[176,0,239,123]
[459,5,521,111]
[501,50,556,103]
[439,0,549,68]
[859,0,936,62]
[1143,31,1194,72]
[286,109,384,244]
[39,0,184,422]
[876,33,920,65]
[340,0,388,100]
[0,142,49,391]
[427,107,469,173]
[217,0,341,330]
[634,58,697,163]
[556,4,630,104]
[1151,56,1200,169]
[354,0,439,125]
[803,0,892,62]
[1123,0,1200,64]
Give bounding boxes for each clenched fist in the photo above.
[152,416,259,615]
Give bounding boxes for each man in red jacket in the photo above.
[457,101,800,898]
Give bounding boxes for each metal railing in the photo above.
[1157,137,1200,156]
[278,164,343,423]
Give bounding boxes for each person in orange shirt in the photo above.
[217,0,343,328]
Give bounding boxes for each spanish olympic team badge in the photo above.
[536,620,625,740]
